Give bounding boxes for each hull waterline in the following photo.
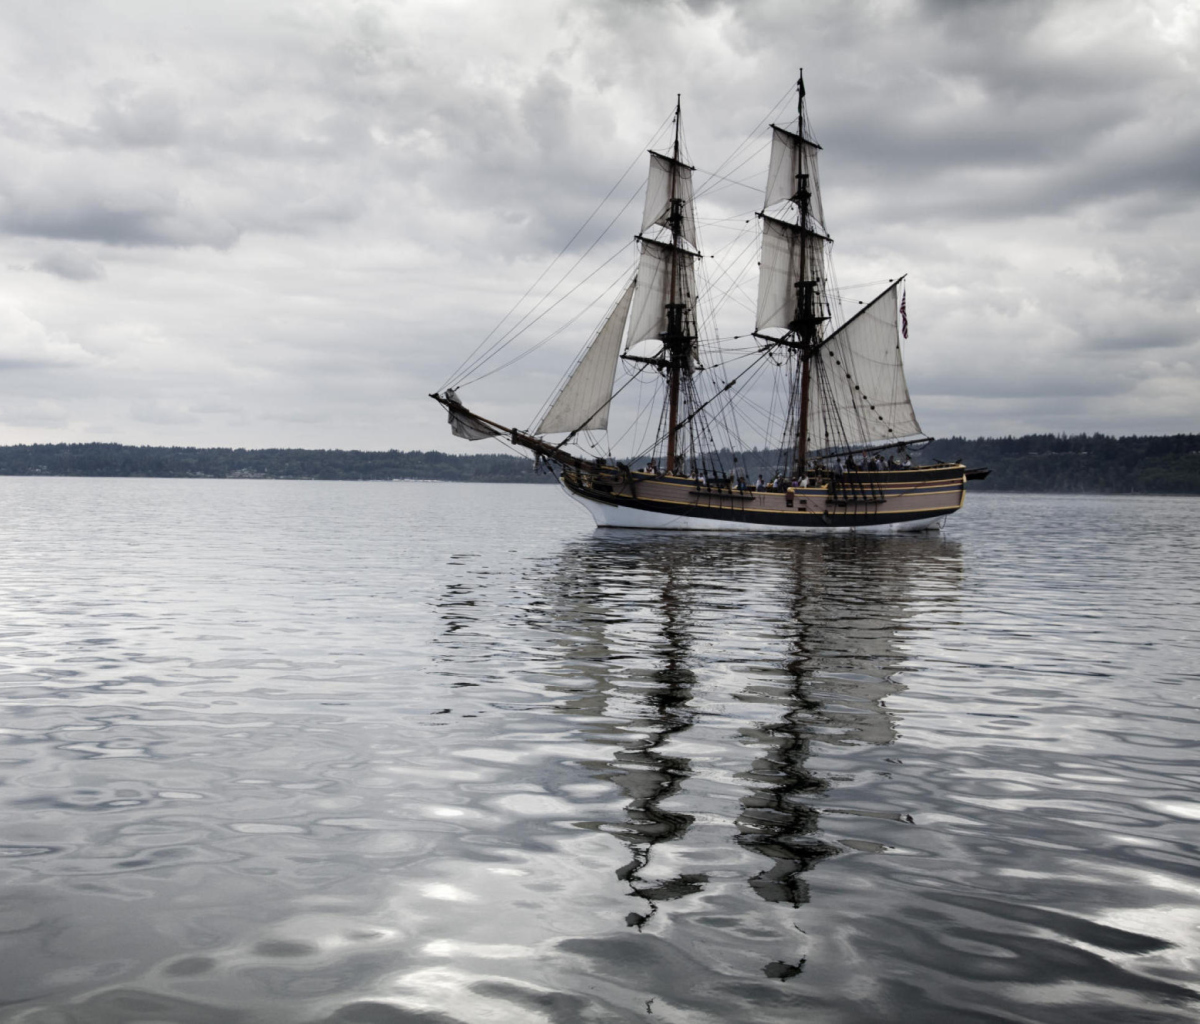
[567,488,947,533]
[558,465,963,534]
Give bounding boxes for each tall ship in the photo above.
[434,75,984,532]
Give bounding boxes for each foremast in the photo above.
[627,97,699,476]
[437,99,702,479]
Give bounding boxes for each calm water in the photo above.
[0,479,1196,1023]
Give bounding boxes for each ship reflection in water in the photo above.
[535,529,961,979]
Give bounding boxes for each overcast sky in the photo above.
[0,0,1196,452]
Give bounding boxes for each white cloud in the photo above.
[0,303,93,369]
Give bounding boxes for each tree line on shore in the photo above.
[0,434,1196,493]
[921,433,1200,494]
[0,444,549,483]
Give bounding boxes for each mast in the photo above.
[791,71,820,477]
[623,98,699,476]
[753,72,829,477]
[664,96,685,475]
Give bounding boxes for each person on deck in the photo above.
[732,458,747,494]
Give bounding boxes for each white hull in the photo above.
[565,489,946,534]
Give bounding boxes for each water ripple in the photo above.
[0,480,1196,1022]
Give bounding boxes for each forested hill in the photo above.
[0,434,1197,493]
[920,434,1200,494]
[0,444,551,483]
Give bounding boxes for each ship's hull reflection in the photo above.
[538,530,962,967]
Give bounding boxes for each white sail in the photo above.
[763,126,826,234]
[625,238,697,348]
[806,284,924,452]
[535,280,636,434]
[641,152,697,247]
[755,215,826,332]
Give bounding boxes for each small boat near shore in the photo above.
[434,73,984,532]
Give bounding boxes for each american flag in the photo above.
[900,289,908,339]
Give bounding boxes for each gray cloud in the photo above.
[3,195,239,249]
[89,82,185,148]
[33,249,106,281]
[0,0,1193,451]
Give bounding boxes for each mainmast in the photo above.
[792,75,814,476]
[663,96,689,476]
[754,70,830,477]
[787,72,828,476]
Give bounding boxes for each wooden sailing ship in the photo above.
[434,75,984,532]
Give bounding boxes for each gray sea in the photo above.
[0,478,1196,1023]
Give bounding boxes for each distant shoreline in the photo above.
[0,443,555,485]
[0,436,1196,494]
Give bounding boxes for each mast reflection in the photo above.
[733,537,909,911]
[609,556,706,928]
[540,531,962,945]
[545,540,709,928]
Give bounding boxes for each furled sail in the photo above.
[444,389,502,441]
[535,280,636,434]
[625,238,697,348]
[763,126,826,234]
[641,152,697,247]
[805,284,924,453]
[755,215,827,332]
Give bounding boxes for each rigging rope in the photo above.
[440,112,673,391]
[456,240,635,388]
